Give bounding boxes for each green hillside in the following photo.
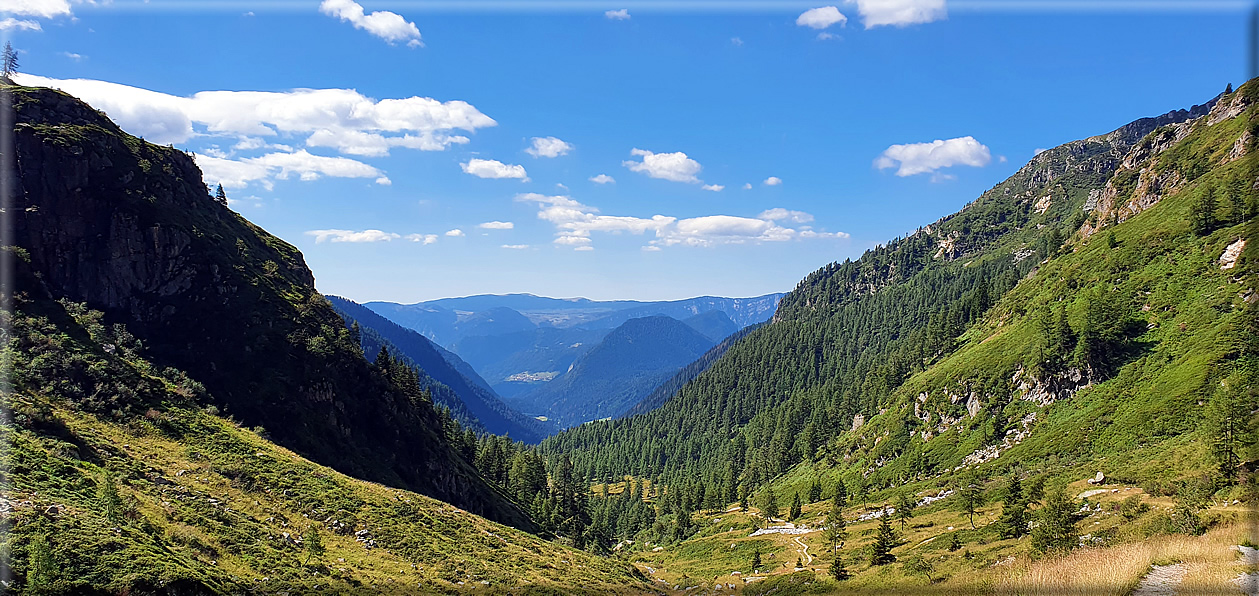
[537,80,1257,590]
[1,270,649,593]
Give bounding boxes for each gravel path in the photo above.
[1132,563,1187,596]
[793,536,813,566]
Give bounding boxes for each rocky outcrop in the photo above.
[7,85,532,531]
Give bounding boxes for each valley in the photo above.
[2,12,1257,596]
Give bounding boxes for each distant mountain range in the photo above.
[364,293,783,427]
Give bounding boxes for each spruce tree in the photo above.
[1030,487,1078,553]
[996,473,1028,539]
[789,492,802,521]
[2,42,18,79]
[762,488,779,527]
[870,509,898,565]
[215,184,228,206]
[822,497,847,553]
[751,548,762,573]
[808,478,823,503]
[303,525,325,565]
[895,492,916,531]
[832,479,848,509]
[829,549,849,580]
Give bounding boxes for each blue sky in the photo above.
[4,0,1250,302]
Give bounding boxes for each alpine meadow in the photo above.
[0,2,1256,595]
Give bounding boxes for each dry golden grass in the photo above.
[995,524,1255,596]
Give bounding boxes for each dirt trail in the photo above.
[793,536,812,566]
[1237,545,1258,596]
[1132,563,1187,596]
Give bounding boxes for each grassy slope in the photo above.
[1,285,650,594]
[620,84,1259,594]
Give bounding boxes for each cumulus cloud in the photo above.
[306,229,400,243]
[589,174,615,184]
[445,229,465,237]
[478,221,515,230]
[319,0,423,47]
[1,0,71,19]
[605,9,630,20]
[515,192,846,250]
[763,176,782,186]
[743,183,753,190]
[198,150,388,190]
[462,158,528,180]
[759,208,814,224]
[874,135,991,178]
[13,74,494,154]
[796,6,847,29]
[0,17,40,30]
[406,233,439,244]
[849,0,946,28]
[701,184,724,192]
[526,136,573,158]
[623,148,702,184]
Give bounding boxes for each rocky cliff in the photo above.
[7,84,531,529]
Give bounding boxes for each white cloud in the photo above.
[445,228,465,237]
[701,184,724,192]
[849,0,946,28]
[319,0,424,47]
[589,174,615,184]
[817,32,840,40]
[623,148,702,184]
[796,6,847,29]
[763,176,782,186]
[759,208,814,224]
[1033,148,1047,156]
[0,17,39,30]
[197,150,387,190]
[731,37,743,46]
[501,244,530,250]
[13,75,495,161]
[516,192,846,250]
[743,183,753,190]
[59,51,82,60]
[406,233,439,244]
[306,229,400,243]
[461,158,528,180]
[0,0,70,19]
[605,9,630,20]
[874,135,991,177]
[526,136,573,158]
[478,221,514,230]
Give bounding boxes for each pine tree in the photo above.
[214,184,228,206]
[2,42,18,79]
[832,479,848,509]
[739,485,749,511]
[762,488,779,527]
[870,509,898,565]
[895,492,916,531]
[996,473,1028,539]
[1030,487,1078,553]
[1210,379,1256,484]
[1190,183,1219,236]
[829,549,849,580]
[822,497,847,553]
[751,548,762,573]
[808,478,823,503]
[959,473,984,529]
[789,492,802,521]
[303,525,325,565]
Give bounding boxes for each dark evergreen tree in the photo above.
[1030,487,1079,553]
[215,184,228,206]
[761,488,779,527]
[2,42,18,79]
[808,478,823,503]
[829,550,848,581]
[751,548,762,573]
[789,492,802,521]
[996,473,1028,539]
[1190,183,1219,236]
[870,509,898,565]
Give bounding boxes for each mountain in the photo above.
[541,81,1249,509]
[623,323,760,418]
[7,84,529,529]
[326,296,557,442]
[682,309,740,342]
[4,258,648,593]
[451,326,607,400]
[514,316,718,427]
